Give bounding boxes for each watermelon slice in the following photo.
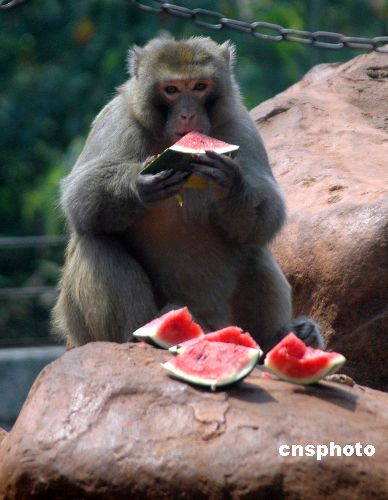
[141,132,239,176]
[264,332,346,385]
[162,339,260,390]
[169,326,262,355]
[133,307,204,349]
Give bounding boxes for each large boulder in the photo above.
[0,342,387,499]
[251,50,388,391]
[0,427,7,445]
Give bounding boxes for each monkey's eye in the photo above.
[164,85,179,95]
[194,82,208,91]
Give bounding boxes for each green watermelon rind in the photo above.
[162,347,260,390]
[133,322,173,350]
[142,141,239,175]
[264,353,346,385]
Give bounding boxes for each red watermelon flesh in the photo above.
[133,307,204,349]
[264,332,346,385]
[169,326,261,354]
[171,132,239,155]
[162,339,260,390]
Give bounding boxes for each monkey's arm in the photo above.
[192,120,286,246]
[62,160,190,234]
[61,158,142,234]
[60,98,189,234]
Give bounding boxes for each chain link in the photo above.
[191,9,223,30]
[0,0,29,9]
[162,3,192,19]
[130,0,388,54]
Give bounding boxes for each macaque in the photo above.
[53,35,324,352]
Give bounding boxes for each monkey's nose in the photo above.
[180,113,196,121]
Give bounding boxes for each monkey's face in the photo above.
[158,78,213,145]
[128,37,238,145]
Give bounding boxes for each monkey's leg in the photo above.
[233,249,325,351]
[52,235,158,346]
[231,248,292,353]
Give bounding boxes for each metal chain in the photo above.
[0,0,29,9]
[2,0,388,53]
[130,0,388,53]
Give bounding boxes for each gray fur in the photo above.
[53,36,323,351]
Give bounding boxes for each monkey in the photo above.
[52,35,325,352]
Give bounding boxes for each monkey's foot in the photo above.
[277,316,326,349]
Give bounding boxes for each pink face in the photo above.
[159,79,214,144]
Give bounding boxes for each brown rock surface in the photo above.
[0,427,7,445]
[0,342,387,499]
[251,50,388,391]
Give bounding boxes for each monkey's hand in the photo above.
[190,151,243,192]
[191,150,286,246]
[137,169,191,204]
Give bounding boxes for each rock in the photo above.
[0,342,387,499]
[0,427,7,445]
[251,50,388,392]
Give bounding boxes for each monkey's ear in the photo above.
[221,40,236,68]
[128,46,143,78]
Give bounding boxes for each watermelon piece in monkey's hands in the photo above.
[133,307,204,349]
[264,332,346,385]
[141,131,239,188]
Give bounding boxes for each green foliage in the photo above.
[0,0,386,343]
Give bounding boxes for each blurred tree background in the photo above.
[0,0,387,345]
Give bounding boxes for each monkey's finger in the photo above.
[142,182,187,203]
[191,154,220,166]
[171,169,192,178]
[205,151,242,175]
[204,150,228,160]
[142,155,160,168]
[140,170,188,191]
[158,169,190,179]
[190,163,231,188]
[194,151,235,165]
[152,169,177,180]
[205,150,241,166]
[141,172,190,201]
[191,154,236,178]
[139,169,175,186]
[190,157,226,174]
[157,170,191,187]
